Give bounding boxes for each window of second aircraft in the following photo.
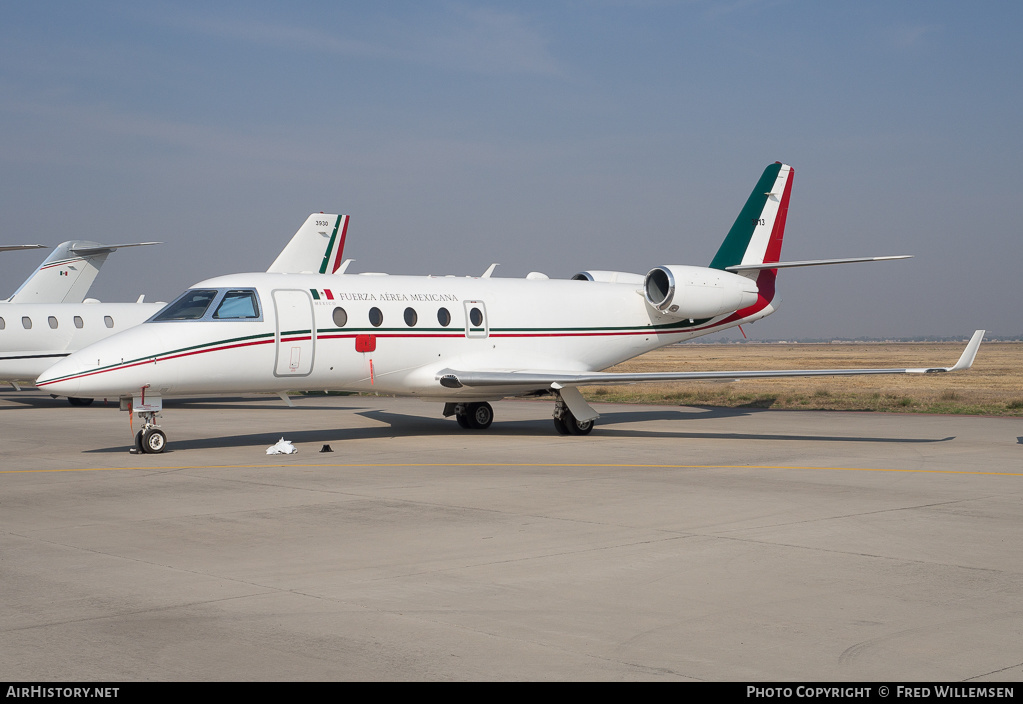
[48,316,58,329]
[332,307,347,327]
[369,307,383,327]
[74,316,84,329]
[404,307,417,327]
[104,316,114,328]
[22,317,31,329]
[437,307,451,327]
[0,317,5,330]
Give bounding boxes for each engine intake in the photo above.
[644,265,759,319]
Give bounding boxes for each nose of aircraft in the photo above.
[36,355,83,398]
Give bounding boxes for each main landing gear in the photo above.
[552,394,594,435]
[450,402,495,430]
[444,391,597,436]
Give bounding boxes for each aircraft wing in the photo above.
[437,330,985,390]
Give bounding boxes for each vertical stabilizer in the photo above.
[6,240,159,303]
[266,214,349,274]
[709,163,793,271]
[708,163,793,309]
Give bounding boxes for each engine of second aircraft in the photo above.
[643,265,759,320]
[571,270,646,285]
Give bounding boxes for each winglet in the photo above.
[949,330,985,372]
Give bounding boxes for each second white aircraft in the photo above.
[36,163,984,453]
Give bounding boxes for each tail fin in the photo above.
[6,240,159,303]
[709,162,793,271]
[266,214,349,274]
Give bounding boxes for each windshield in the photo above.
[213,290,260,319]
[153,289,219,321]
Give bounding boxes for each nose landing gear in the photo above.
[124,392,167,454]
[136,426,167,453]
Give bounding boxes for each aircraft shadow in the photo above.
[82,406,955,453]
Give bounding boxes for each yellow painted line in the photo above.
[2,463,1022,477]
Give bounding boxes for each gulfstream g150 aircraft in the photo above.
[36,163,984,453]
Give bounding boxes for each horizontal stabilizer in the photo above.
[0,244,47,253]
[726,255,911,272]
[437,331,985,390]
[70,241,161,255]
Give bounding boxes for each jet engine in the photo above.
[643,265,759,320]
[571,270,646,285]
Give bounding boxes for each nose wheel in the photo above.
[133,410,167,453]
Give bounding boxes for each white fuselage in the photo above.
[36,270,775,400]
[0,302,163,382]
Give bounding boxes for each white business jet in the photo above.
[3,214,349,399]
[36,164,984,453]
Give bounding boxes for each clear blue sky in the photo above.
[1,1,1019,339]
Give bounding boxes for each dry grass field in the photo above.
[584,340,1023,415]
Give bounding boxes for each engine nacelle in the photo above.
[571,270,646,285]
[644,265,759,319]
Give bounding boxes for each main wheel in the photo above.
[552,416,570,435]
[68,397,94,407]
[456,412,472,429]
[467,402,494,430]
[567,417,594,435]
[561,410,594,436]
[141,428,167,454]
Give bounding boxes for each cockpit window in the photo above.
[213,290,260,319]
[153,289,219,321]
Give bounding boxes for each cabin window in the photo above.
[469,307,483,327]
[48,316,58,329]
[369,307,383,327]
[0,317,5,330]
[154,289,219,321]
[213,290,260,319]
[104,316,114,328]
[404,307,418,327]
[332,307,347,327]
[22,317,32,329]
[437,308,451,327]
[74,316,84,329]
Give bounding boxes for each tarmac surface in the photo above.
[1,389,1021,681]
